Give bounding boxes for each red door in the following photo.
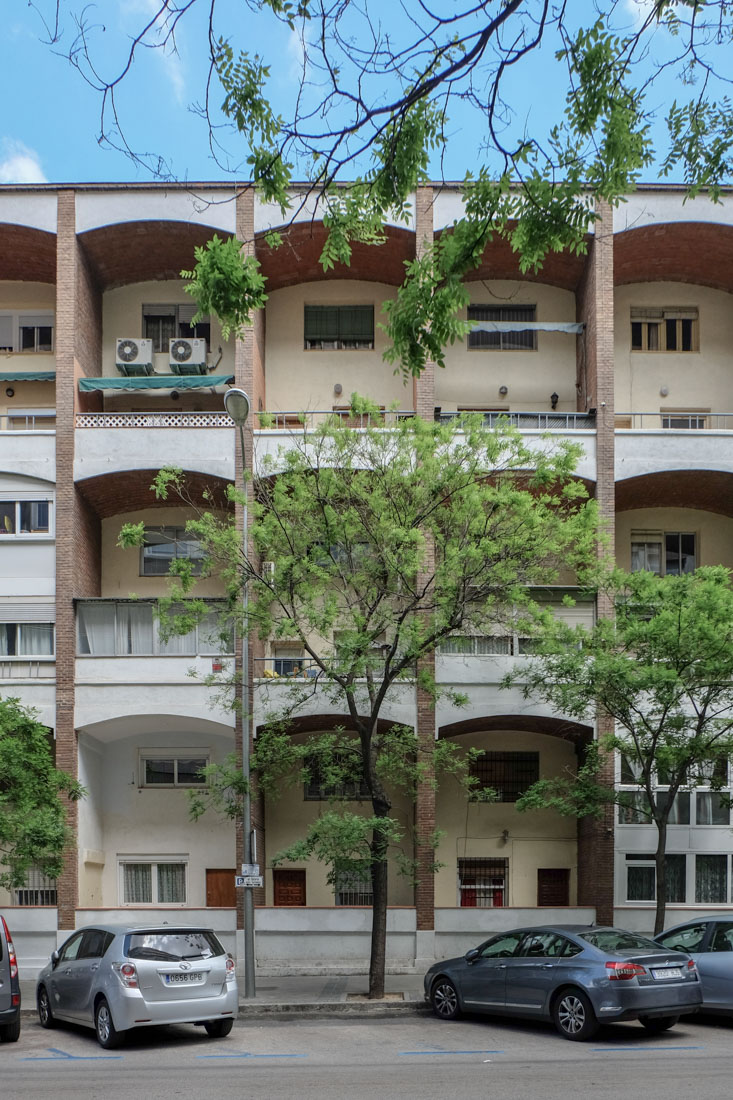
[206,868,236,907]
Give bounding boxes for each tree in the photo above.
[40,2,733,374]
[508,566,733,935]
[122,404,598,996]
[0,696,84,892]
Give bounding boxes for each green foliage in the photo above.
[0,697,85,890]
[180,234,267,342]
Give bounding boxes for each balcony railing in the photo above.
[75,411,233,428]
[0,659,55,679]
[0,413,56,431]
[616,412,733,430]
[435,410,596,429]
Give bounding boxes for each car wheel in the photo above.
[553,988,599,1042]
[0,1017,21,1043]
[639,1015,679,1033]
[431,977,461,1020]
[95,997,122,1049]
[37,986,56,1029]
[204,1018,234,1038]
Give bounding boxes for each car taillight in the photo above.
[1,917,18,980]
[687,959,697,974]
[114,961,139,988]
[605,961,646,980]
[225,956,236,983]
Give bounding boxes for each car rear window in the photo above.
[580,930,662,953]
[125,930,225,961]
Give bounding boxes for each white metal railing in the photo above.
[436,410,596,429]
[616,412,733,430]
[0,413,56,431]
[75,411,233,428]
[0,659,55,679]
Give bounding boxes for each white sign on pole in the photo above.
[241,863,260,876]
[235,875,263,888]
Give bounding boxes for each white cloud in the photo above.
[122,0,187,105]
[0,141,47,184]
[286,28,307,83]
[622,0,657,27]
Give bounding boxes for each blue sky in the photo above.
[0,1,695,186]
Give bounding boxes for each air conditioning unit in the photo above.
[169,338,207,375]
[115,338,153,376]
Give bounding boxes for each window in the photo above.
[0,311,54,353]
[696,854,728,904]
[468,752,539,802]
[304,305,374,349]
[439,635,511,655]
[304,750,370,801]
[334,863,373,906]
[662,412,707,430]
[477,930,524,958]
[140,751,208,787]
[120,859,187,905]
[141,526,205,576]
[142,304,211,352]
[273,644,305,676]
[0,622,54,657]
[77,601,232,657]
[630,531,696,575]
[625,854,686,903]
[0,499,52,536]
[630,307,698,352]
[467,304,537,351]
[459,858,508,908]
[14,866,57,906]
[656,923,708,953]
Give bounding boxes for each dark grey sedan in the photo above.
[424,925,701,1041]
[655,919,733,1014]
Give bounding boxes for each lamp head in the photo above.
[224,387,251,426]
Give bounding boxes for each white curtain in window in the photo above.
[696,855,728,904]
[116,604,153,655]
[20,623,54,655]
[0,624,12,655]
[77,603,116,655]
[158,863,186,903]
[158,624,197,655]
[123,863,152,904]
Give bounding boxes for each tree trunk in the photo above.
[653,818,668,936]
[368,823,389,999]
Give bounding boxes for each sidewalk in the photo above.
[19,972,430,1019]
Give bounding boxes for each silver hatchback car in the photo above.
[36,925,238,1047]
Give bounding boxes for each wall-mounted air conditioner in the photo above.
[169,338,207,375]
[115,338,154,376]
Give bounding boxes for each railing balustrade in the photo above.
[0,414,56,431]
[616,412,733,430]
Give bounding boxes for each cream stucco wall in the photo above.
[78,728,235,908]
[614,282,733,415]
[101,507,228,598]
[101,280,234,378]
[1,380,56,420]
[434,730,578,908]
[436,282,578,412]
[264,281,412,413]
[615,507,733,572]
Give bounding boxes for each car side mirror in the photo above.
[464,947,479,964]
[51,949,60,968]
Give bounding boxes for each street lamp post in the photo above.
[223,386,256,999]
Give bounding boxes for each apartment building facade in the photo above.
[1,182,732,975]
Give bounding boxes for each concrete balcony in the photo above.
[0,424,55,481]
[615,414,733,478]
[73,412,235,481]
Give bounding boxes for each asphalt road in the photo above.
[4,1012,733,1100]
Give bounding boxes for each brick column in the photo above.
[234,188,266,920]
[576,199,616,924]
[412,187,438,950]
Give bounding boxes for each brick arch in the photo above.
[460,232,589,292]
[256,223,414,290]
[614,222,733,292]
[0,224,56,282]
[255,713,414,737]
[76,469,232,519]
[78,220,226,291]
[616,469,733,517]
[438,714,593,752]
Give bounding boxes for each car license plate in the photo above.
[165,972,204,984]
[651,967,682,980]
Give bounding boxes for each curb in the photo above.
[20,1000,431,1021]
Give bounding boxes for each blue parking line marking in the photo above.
[21,1047,123,1062]
[196,1052,307,1060]
[590,1046,703,1053]
[399,1049,504,1056]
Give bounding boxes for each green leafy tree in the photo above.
[507,566,733,935]
[0,697,84,892]
[121,404,598,996]
[41,2,733,373]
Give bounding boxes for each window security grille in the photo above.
[458,858,508,907]
[15,866,57,906]
[469,752,539,802]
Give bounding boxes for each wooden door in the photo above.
[273,868,306,906]
[537,868,570,907]
[206,868,236,908]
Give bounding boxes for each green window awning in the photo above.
[0,370,56,382]
[78,374,235,392]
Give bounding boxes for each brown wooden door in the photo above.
[273,869,306,906]
[206,868,237,908]
[537,868,570,907]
